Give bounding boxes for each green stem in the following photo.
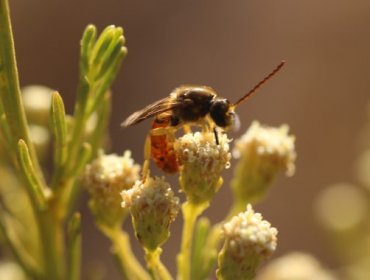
[197,199,248,278]
[197,198,250,278]
[145,248,172,280]
[0,0,45,184]
[226,198,247,220]
[89,91,111,156]
[177,202,208,280]
[67,213,81,280]
[38,212,65,280]
[65,111,88,178]
[101,226,150,280]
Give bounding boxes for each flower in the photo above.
[0,262,26,280]
[121,176,180,251]
[84,150,140,227]
[22,85,53,126]
[231,121,296,204]
[217,204,278,280]
[256,252,337,280]
[315,183,368,232]
[174,131,231,204]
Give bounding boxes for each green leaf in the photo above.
[50,91,68,169]
[0,0,45,184]
[95,36,125,82]
[80,24,97,76]
[17,139,48,210]
[0,102,13,157]
[88,47,126,115]
[90,25,116,69]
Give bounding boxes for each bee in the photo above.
[122,61,285,177]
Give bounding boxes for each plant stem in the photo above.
[38,212,65,280]
[177,202,208,280]
[145,248,172,280]
[67,213,81,280]
[0,0,45,184]
[101,226,150,280]
[226,198,247,220]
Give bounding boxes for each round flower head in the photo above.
[315,183,368,232]
[217,204,278,280]
[22,85,53,126]
[84,150,140,227]
[121,176,180,251]
[256,252,337,280]
[174,131,231,204]
[0,262,26,280]
[232,121,296,204]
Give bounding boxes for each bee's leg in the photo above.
[150,127,169,136]
[183,124,192,134]
[142,133,152,182]
[213,127,219,145]
[202,118,213,133]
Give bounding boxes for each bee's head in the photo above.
[209,98,235,129]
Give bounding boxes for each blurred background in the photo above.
[8,0,370,278]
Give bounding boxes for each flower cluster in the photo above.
[232,121,296,204]
[174,131,231,204]
[217,204,278,280]
[84,150,140,227]
[256,252,337,280]
[233,121,296,176]
[121,176,180,251]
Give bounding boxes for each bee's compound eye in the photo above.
[210,99,231,128]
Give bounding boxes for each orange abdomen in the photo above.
[150,116,179,174]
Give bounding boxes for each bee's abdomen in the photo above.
[150,116,179,174]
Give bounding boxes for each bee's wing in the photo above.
[121,96,181,127]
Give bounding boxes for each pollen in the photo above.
[222,204,278,261]
[174,131,231,203]
[121,176,180,250]
[84,150,140,208]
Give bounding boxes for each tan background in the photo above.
[9,1,370,278]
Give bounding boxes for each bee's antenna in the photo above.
[233,61,286,107]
